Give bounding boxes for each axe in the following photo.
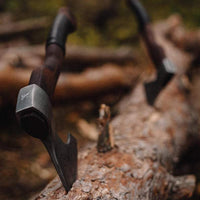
[16,8,77,192]
[126,0,176,105]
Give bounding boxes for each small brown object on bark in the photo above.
[97,104,114,153]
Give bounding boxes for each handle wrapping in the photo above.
[46,8,76,54]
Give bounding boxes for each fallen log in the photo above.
[164,15,200,56]
[34,71,197,200]
[0,17,50,41]
[0,45,138,71]
[33,16,199,200]
[0,64,139,105]
[150,15,193,74]
[1,15,192,72]
[0,15,193,107]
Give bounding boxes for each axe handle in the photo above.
[29,8,76,100]
[127,0,166,68]
[126,0,150,31]
[141,25,166,68]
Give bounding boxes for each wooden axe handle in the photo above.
[29,7,76,100]
[127,0,166,68]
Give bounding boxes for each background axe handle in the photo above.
[126,0,166,68]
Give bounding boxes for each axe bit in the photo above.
[16,8,77,192]
[126,0,176,105]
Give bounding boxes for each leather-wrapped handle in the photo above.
[29,7,76,100]
[126,0,166,68]
[46,7,76,54]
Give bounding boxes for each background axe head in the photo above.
[144,58,175,105]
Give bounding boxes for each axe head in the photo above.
[43,131,77,191]
[144,58,175,105]
[16,84,77,191]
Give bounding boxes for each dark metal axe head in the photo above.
[144,58,175,105]
[125,0,176,105]
[16,84,77,191]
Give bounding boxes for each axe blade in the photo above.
[144,59,175,105]
[43,132,77,191]
[16,84,77,191]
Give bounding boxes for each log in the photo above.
[0,45,138,71]
[0,15,192,72]
[64,45,139,69]
[0,64,139,105]
[0,14,193,106]
[165,15,200,55]
[0,17,50,41]
[34,71,197,200]
[33,16,199,200]
[150,15,193,74]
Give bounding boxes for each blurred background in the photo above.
[1,0,200,46]
[0,0,200,199]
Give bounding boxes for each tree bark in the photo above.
[34,73,197,200]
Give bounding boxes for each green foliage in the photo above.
[6,0,64,18]
[4,0,200,46]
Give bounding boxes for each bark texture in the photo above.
[32,16,199,199]
[34,75,197,200]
